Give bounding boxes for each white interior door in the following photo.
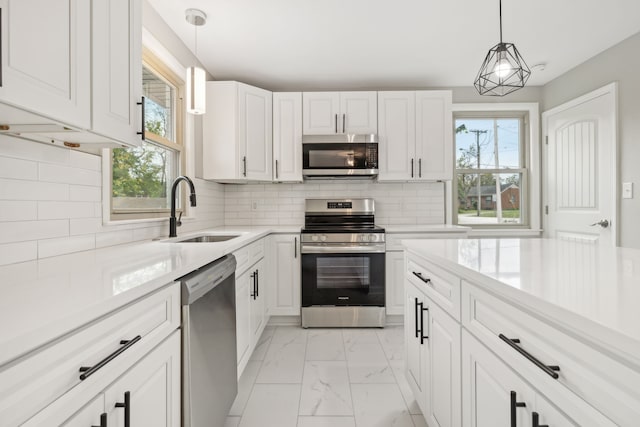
[543,83,617,246]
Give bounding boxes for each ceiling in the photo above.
[148,0,640,92]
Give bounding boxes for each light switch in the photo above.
[622,182,633,199]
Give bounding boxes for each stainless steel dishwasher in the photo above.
[181,255,237,427]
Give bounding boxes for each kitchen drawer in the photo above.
[0,283,180,426]
[462,282,640,426]
[234,238,265,276]
[406,253,460,320]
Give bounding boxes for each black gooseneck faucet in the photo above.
[169,176,197,238]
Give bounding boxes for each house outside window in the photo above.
[453,112,529,227]
[109,51,184,221]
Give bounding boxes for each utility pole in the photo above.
[469,130,487,217]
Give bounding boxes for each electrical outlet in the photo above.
[251,201,258,211]
[622,182,633,199]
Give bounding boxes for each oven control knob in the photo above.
[368,234,375,242]
[320,235,327,242]
[312,235,319,242]
[361,234,369,242]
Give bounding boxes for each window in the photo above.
[110,52,184,220]
[454,113,528,227]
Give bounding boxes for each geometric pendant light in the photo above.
[474,0,531,96]
[185,8,207,114]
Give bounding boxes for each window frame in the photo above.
[449,103,541,234]
[108,48,185,221]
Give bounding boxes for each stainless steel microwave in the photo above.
[302,134,378,179]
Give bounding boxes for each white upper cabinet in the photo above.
[415,91,453,181]
[91,0,143,147]
[378,90,452,181]
[303,91,377,134]
[202,81,273,182]
[0,0,91,129]
[273,93,303,182]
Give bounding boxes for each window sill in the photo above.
[467,228,543,238]
[102,216,195,227]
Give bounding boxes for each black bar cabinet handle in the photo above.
[411,158,414,178]
[510,391,526,427]
[499,334,560,379]
[419,158,422,178]
[250,272,255,298]
[421,305,429,344]
[275,159,279,179]
[136,96,145,140]
[242,156,247,177]
[294,237,297,258]
[412,271,431,285]
[79,336,142,380]
[414,298,420,338]
[532,412,549,427]
[255,269,259,298]
[115,391,130,427]
[92,413,107,427]
[342,113,345,133]
[335,114,338,133]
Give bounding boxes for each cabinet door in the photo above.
[91,0,142,146]
[462,330,534,427]
[385,251,405,315]
[340,91,377,134]
[415,91,453,180]
[273,93,303,182]
[236,269,252,369]
[405,280,428,414]
[105,331,180,427]
[426,300,461,427]
[377,91,416,181]
[269,234,301,316]
[0,0,91,128]
[303,92,340,134]
[239,84,272,181]
[60,396,105,427]
[250,259,266,341]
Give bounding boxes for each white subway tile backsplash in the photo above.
[69,150,101,171]
[0,201,38,221]
[0,178,69,201]
[0,156,38,180]
[70,218,104,235]
[0,241,38,266]
[39,163,101,186]
[38,235,95,258]
[0,135,70,164]
[95,229,134,248]
[70,185,102,202]
[38,201,97,220]
[0,220,69,244]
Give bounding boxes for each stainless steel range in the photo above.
[301,198,385,328]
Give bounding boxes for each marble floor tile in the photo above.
[298,416,357,427]
[250,325,275,361]
[343,329,381,345]
[229,360,262,416]
[271,325,309,344]
[351,383,414,427]
[347,361,396,384]
[224,416,241,427]
[390,360,422,415]
[299,361,353,416]
[255,340,306,383]
[238,384,301,427]
[376,326,405,362]
[306,329,345,361]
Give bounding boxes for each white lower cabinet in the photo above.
[386,251,405,315]
[235,268,253,371]
[61,396,105,427]
[405,280,428,410]
[268,234,301,316]
[250,258,267,342]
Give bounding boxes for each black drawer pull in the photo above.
[79,336,142,380]
[532,412,549,427]
[510,391,526,427]
[92,413,107,427]
[412,271,431,285]
[115,391,131,427]
[499,334,560,379]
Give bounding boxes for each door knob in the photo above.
[590,219,610,228]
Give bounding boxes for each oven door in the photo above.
[301,252,385,307]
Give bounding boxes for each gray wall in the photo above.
[542,31,640,248]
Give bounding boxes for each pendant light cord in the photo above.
[499,0,503,43]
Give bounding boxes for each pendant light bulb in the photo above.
[494,50,512,78]
[185,9,207,115]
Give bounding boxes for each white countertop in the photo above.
[384,225,470,233]
[403,238,640,366]
[0,228,276,367]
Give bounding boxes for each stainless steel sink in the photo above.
[176,235,240,243]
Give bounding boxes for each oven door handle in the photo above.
[300,244,386,254]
